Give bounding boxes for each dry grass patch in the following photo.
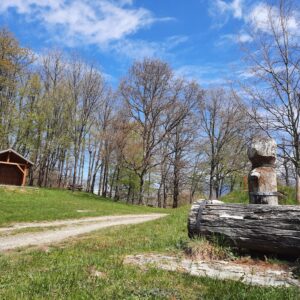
[183,238,235,261]
[183,237,300,281]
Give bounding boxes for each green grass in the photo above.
[221,189,249,204]
[277,185,298,205]
[0,187,165,226]
[0,188,298,299]
[221,186,298,205]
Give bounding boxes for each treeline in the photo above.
[0,29,252,207]
[1,0,300,206]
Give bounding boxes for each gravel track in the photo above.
[0,214,167,251]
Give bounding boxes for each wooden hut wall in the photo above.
[0,164,23,186]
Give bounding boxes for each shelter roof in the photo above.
[0,149,34,165]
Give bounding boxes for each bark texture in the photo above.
[188,201,300,257]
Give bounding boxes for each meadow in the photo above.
[0,187,165,226]
[0,187,299,299]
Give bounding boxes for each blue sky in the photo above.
[0,0,278,87]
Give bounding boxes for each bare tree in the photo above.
[119,58,196,204]
[168,81,202,207]
[68,57,105,191]
[240,0,300,202]
[198,89,249,199]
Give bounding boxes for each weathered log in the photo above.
[188,201,300,257]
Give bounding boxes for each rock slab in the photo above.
[124,254,300,287]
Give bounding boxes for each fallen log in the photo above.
[188,201,300,257]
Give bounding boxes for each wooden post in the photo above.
[248,137,278,205]
[21,166,27,186]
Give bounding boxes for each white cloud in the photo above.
[246,2,270,32]
[211,0,300,49]
[210,0,244,25]
[110,35,189,60]
[239,33,253,42]
[246,2,300,34]
[210,1,300,35]
[237,69,255,79]
[111,39,159,60]
[216,31,253,46]
[175,65,230,87]
[223,0,243,19]
[0,1,61,14]
[0,0,167,46]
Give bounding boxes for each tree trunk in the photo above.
[163,181,168,208]
[209,174,214,200]
[90,172,96,194]
[157,185,162,208]
[98,162,104,196]
[283,159,290,187]
[296,172,300,204]
[173,169,179,208]
[188,201,300,257]
[58,151,66,188]
[114,166,120,201]
[127,184,132,204]
[63,156,70,188]
[86,149,93,192]
[79,141,85,186]
[72,151,78,192]
[139,175,144,205]
[102,157,109,197]
[173,148,180,208]
[109,166,117,199]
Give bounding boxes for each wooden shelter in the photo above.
[0,149,33,186]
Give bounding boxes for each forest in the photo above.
[0,0,299,207]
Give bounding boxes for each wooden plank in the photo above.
[0,161,28,168]
[0,164,23,185]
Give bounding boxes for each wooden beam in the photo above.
[0,161,25,174]
[0,161,29,186]
[22,167,27,186]
[16,164,25,175]
[0,161,28,168]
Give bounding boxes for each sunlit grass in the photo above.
[221,185,298,205]
[0,187,167,226]
[0,188,298,299]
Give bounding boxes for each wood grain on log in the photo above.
[188,201,300,257]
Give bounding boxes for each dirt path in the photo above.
[0,214,167,251]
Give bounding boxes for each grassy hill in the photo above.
[221,186,298,205]
[0,187,298,299]
[0,187,165,226]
